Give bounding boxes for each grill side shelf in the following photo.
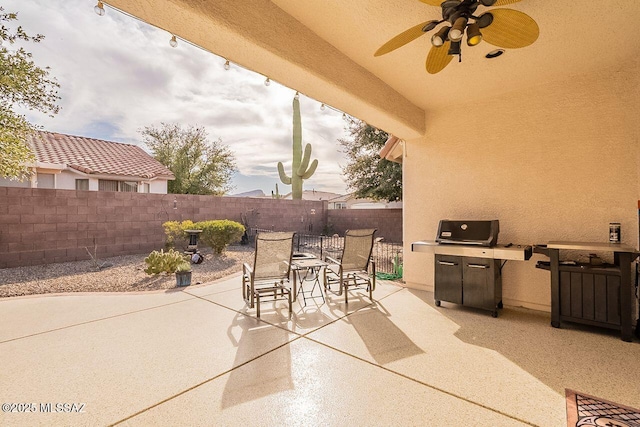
[411,241,532,261]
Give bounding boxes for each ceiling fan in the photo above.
[374,0,539,74]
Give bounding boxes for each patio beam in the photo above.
[105,0,425,139]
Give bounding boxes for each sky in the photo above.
[4,0,352,195]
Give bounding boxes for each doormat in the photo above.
[566,389,640,427]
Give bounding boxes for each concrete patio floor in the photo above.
[1,274,638,426]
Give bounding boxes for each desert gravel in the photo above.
[0,245,254,298]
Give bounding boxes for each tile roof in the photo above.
[28,131,174,180]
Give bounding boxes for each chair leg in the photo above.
[256,293,261,318]
[287,289,292,315]
[344,280,348,304]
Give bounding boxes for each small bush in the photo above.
[144,249,189,275]
[195,220,245,254]
[175,261,191,273]
[163,220,195,249]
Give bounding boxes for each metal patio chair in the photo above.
[324,229,377,304]
[242,231,295,318]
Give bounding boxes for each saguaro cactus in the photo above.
[277,97,318,199]
[271,183,281,199]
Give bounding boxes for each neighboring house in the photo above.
[280,189,402,209]
[0,131,174,193]
[228,189,267,198]
[282,189,342,201]
[327,192,402,210]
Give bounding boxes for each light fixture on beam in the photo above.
[264,77,271,86]
[169,35,178,48]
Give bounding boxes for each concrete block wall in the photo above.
[0,188,327,268]
[327,208,402,243]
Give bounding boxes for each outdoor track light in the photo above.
[264,77,271,86]
[94,1,105,16]
[448,17,468,42]
[320,103,326,111]
[169,35,178,48]
[294,91,299,100]
[223,60,230,70]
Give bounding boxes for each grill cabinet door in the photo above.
[434,255,462,304]
[462,257,496,310]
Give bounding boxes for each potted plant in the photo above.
[174,261,192,287]
[144,249,192,287]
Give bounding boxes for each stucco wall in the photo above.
[148,180,167,194]
[55,170,78,190]
[404,64,639,311]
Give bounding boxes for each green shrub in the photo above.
[144,249,189,275]
[162,220,195,249]
[195,220,245,254]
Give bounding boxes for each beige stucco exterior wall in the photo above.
[404,63,640,311]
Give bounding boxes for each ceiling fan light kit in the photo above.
[449,17,468,41]
[466,22,482,46]
[431,26,450,47]
[375,0,539,74]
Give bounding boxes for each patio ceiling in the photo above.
[272,0,640,111]
[106,0,639,140]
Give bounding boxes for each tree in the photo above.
[0,8,60,180]
[339,118,402,202]
[140,123,237,195]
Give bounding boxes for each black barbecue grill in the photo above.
[412,219,532,317]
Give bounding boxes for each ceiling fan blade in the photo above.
[375,21,432,57]
[426,41,454,74]
[480,8,539,49]
[492,0,522,5]
[419,0,444,6]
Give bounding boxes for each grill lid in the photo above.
[436,220,500,247]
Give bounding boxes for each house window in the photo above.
[142,183,150,193]
[36,173,55,189]
[120,181,138,193]
[98,179,138,192]
[99,179,119,192]
[335,202,347,209]
[75,179,89,191]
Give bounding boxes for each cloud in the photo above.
[5,0,354,194]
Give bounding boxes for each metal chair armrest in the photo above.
[243,263,253,275]
[325,255,341,265]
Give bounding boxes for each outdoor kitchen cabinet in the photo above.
[536,241,639,342]
[434,255,502,317]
